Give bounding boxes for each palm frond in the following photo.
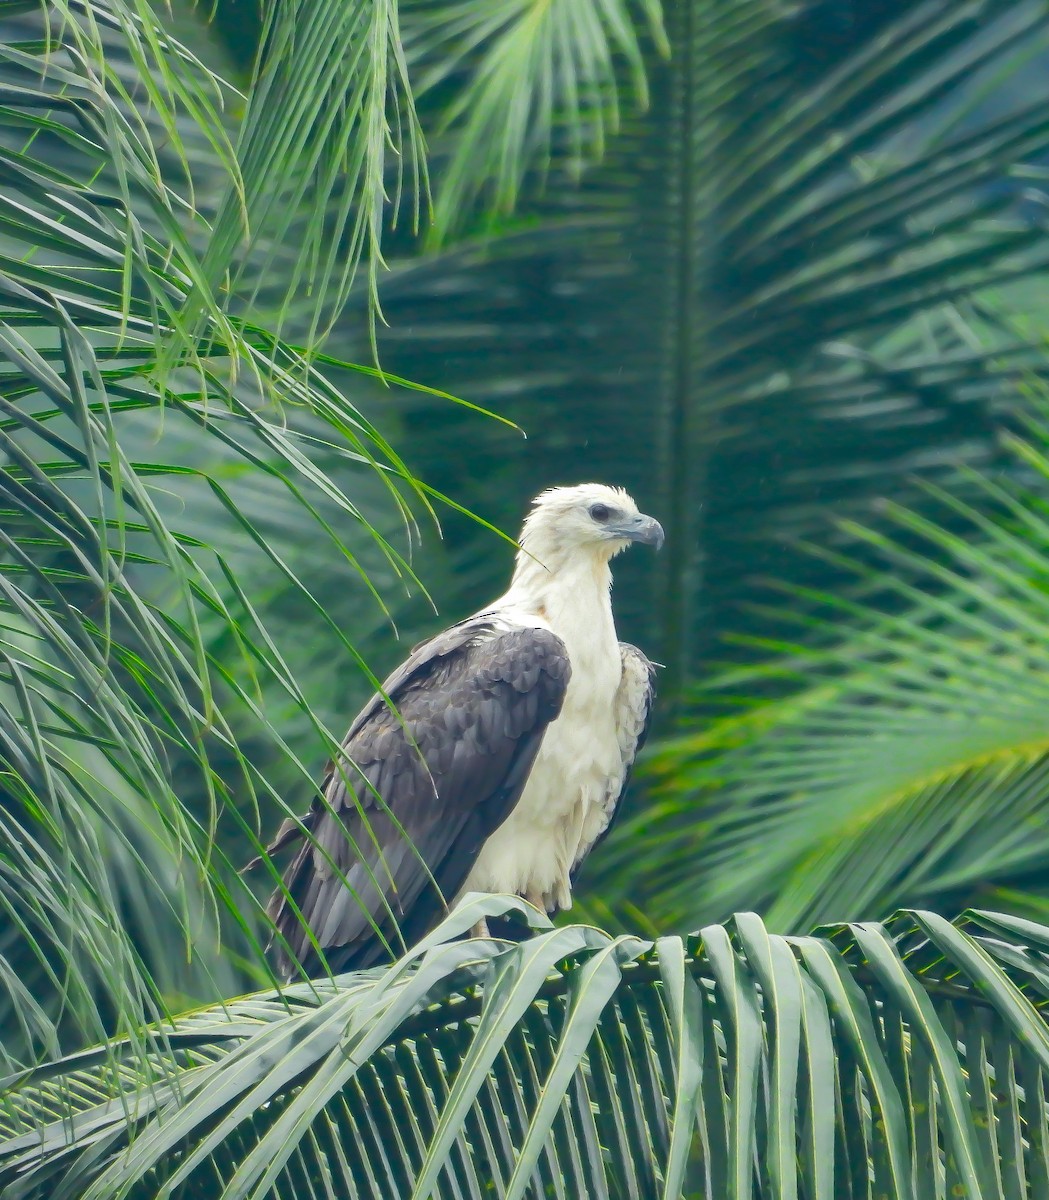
[39,0,427,356]
[354,0,1049,706]
[403,0,667,237]
[0,2,446,1063]
[4,895,1049,1199]
[604,401,1049,937]
[204,0,427,352]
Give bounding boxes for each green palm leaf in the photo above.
[0,0,448,1063]
[608,404,1049,936]
[356,0,1049,704]
[207,0,426,351]
[4,896,1049,1199]
[404,0,667,236]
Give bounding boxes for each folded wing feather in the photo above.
[267,618,571,976]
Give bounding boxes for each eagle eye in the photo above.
[589,503,611,522]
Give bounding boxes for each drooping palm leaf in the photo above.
[402,0,668,236]
[3,894,1049,1199]
[204,0,427,351]
[31,0,428,352]
[0,0,448,1064]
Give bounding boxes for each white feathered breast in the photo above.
[460,557,637,910]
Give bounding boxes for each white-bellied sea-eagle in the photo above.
[262,484,662,976]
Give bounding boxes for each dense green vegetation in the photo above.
[5,0,1049,1195]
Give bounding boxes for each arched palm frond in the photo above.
[3,894,1049,1200]
[604,401,1049,937]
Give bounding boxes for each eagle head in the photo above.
[519,484,664,564]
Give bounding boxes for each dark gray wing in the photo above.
[266,618,570,976]
[571,642,656,879]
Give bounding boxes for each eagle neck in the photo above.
[502,549,617,654]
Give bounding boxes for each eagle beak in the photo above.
[614,513,664,549]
